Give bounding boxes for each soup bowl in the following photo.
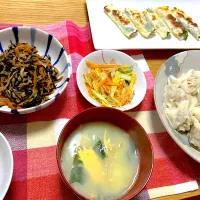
[57,107,153,199]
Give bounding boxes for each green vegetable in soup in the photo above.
[93,140,106,159]
[70,153,86,184]
[70,166,85,184]
[73,153,83,166]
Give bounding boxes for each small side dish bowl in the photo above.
[154,50,200,163]
[0,26,72,114]
[0,132,13,199]
[57,107,153,199]
[76,50,146,111]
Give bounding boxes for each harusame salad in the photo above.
[0,42,63,109]
[84,60,136,107]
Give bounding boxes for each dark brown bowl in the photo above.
[57,107,153,200]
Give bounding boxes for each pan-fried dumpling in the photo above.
[171,7,200,41]
[143,8,170,39]
[188,117,200,149]
[155,6,188,40]
[124,8,154,38]
[104,4,137,38]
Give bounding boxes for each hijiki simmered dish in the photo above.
[0,42,62,109]
[164,70,200,150]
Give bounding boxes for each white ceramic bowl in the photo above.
[154,50,200,163]
[0,132,13,199]
[0,26,72,114]
[76,50,146,111]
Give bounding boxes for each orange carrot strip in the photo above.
[97,77,108,89]
[89,71,98,79]
[15,47,19,56]
[86,60,126,69]
[25,44,32,53]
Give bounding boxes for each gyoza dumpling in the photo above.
[164,76,180,107]
[180,70,200,95]
[164,83,189,108]
[188,117,200,150]
[171,7,200,41]
[124,8,154,38]
[104,4,137,38]
[165,100,192,132]
[143,8,170,39]
[155,6,188,40]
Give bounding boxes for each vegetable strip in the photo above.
[86,60,128,69]
[84,60,136,107]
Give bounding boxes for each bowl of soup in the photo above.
[57,107,153,200]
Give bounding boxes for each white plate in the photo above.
[0,132,13,199]
[154,50,200,163]
[86,0,200,50]
[76,50,146,111]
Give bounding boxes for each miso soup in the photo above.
[61,121,139,200]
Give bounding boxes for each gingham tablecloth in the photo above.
[1,21,199,200]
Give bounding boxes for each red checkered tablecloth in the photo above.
[0,21,199,200]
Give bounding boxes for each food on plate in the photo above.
[83,60,136,107]
[104,4,137,38]
[104,4,200,41]
[61,121,139,199]
[164,69,200,150]
[155,6,188,40]
[188,116,200,150]
[0,42,62,109]
[143,8,170,39]
[171,7,200,41]
[124,8,154,38]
